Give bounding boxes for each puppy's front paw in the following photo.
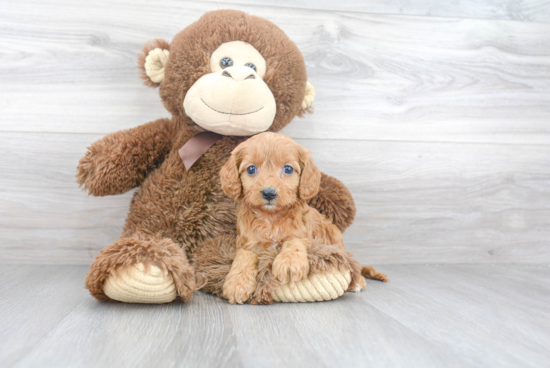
[223,271,257,305]
[272,242,309,284]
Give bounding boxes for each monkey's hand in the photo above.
[308,173,356,232]
[77,118,174,196]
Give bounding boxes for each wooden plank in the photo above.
[214,0,550,23]
[0,132,131,263]
[1,132,549,264]
[1,0,550,144]
[0,265,242,368]
[364,264,550,367]
[0,265,88,367]
[322,139,550,264]
[224,280,463,367]
[2,265,549,367]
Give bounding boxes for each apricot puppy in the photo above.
[220,132,384,304]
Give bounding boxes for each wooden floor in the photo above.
[1,264,549,367]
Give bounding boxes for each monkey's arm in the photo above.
[77,118,174,196]
[308,173,356,232]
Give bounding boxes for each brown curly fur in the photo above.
[218,133,379,304]
[79,10,359,302]
[193,238,387,305]
[308,174,356,232]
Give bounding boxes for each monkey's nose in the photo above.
[261,187,277,201]
[221,66,257,82]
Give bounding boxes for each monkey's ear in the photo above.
[298,146,321,200]
[299,81,316,115]
[220,149,243,200]
[138,39,170,88]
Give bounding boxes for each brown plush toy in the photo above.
[79,9,370,304]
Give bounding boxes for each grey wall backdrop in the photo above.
[1,0,549,265]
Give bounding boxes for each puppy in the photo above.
[220,132,387,304]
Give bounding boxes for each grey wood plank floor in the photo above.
[1,265,549,367]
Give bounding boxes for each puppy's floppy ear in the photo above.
[298,146,321,200]
[138,38,170,88]
[220,148,243,200]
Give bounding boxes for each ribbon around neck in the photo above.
[178,132,248,170]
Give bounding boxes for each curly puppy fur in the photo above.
[194,235,387,305]
[219,133,384,304]
[79,10,357,302]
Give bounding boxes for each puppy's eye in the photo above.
[220,57,233,68]
[246,165,257,175]
[245,63,257,72]
[284,165,294,175]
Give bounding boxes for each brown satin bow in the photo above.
[178,131,248,170]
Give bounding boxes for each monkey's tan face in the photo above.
[183,41,277,136]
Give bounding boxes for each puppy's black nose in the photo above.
[261,188,277,201]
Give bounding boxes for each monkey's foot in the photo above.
[104,263,177,304]
[85,235,195,303]
[272,267,351,303]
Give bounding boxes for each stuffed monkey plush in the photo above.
[79,10,363,304]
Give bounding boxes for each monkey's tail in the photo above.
[361,265,390,282]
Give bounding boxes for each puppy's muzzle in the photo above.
[261,187,277,201]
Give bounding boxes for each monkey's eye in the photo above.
[245,63,257,72]
[284,165,294,175]
[220,57,233,68]
[246,165,257,175]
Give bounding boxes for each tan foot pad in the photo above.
[104,263,177,304]
[272,268,351,303]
